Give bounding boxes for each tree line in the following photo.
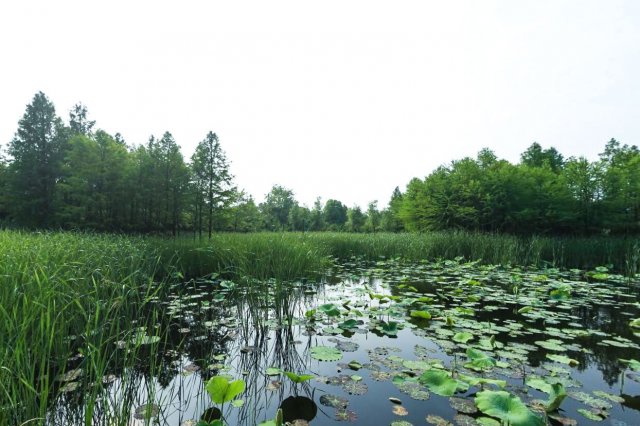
[1,92,638,236]
[0,92,395,235]
[399,143,640,235]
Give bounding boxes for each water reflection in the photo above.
[47,260,640,425]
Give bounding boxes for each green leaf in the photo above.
[546,353,579,366]
[475,390,544,426]
[459,373,506,389]
[418,369,458,396]
[465,348,496,370]
[453,332,474,344]
[630,318,640,328]
[319,303,340,317]
[620,358,640,371]
[265,367,281,376]
[577,408,605,421]
[378,321,399,336]
[205,376,245,404]
[545,383,567,412]
[284,371,314,383]
[410,310,432,319]
[338,319,358,329]
[310,346,342,361]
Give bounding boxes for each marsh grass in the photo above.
[302,231,640,272]
[1,230,638,425]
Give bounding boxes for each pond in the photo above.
[49,258,640,425]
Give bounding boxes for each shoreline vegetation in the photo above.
[1,230,638,424]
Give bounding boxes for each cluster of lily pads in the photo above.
[55,258,640,425]
[289,258,640,425]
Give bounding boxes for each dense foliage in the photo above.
[400,143,640,235]
[1,92,638,236]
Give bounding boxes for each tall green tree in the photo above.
[347,205,366,232]
[323,199,347,230]
[260,185,296,231]
[365,201,381,232]
[191,132,234,239]
[381,187,405,232]
[599,139,640,234]
[520,142,564,172]
[69,103,96,136]
[309,197,325,231]
[288,204,311,231]
[55,130,131,229]
[157,132,189,235]
[563,157,602,234]
[7,92,68,227]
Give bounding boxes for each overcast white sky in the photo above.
[1,1,639,208]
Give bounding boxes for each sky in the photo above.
[1,1,639,208]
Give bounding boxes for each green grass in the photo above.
[303,232,640,273]
[1,230,638,424]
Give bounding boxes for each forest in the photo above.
[1,91,639,237]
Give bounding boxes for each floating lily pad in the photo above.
[577,408,605,421]
[453,332,474,344]
[474,390,544,426]
[342,381,368,395]
[449,397,477,414]
[410,310,432,320]
[418,370,458,396]
[335,341,359,352]
[319,394,348,409]
[310,345,342,361]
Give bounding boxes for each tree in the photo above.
[520,142,564,172]
[365,201,381,232]
[69,103,95,136]
[157,132,189,235]
[599,139,640,234]
[288,204,311,231]
[323,199,347,230]
[347,205,366,232]
[381,187,404,232]
[309,197,325,231]
[228,192,263,232]
[55,130,130,229]
[261,185,296,231]
[563,157,602,234]
[191,132,234,239]
[7,92,68,227]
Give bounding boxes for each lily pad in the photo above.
[418,369,458,396]
[410,310,432,320]
[474,390,544,426]
[319,394,348,409]
[310,346,343,361]
[453,332,474,344]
